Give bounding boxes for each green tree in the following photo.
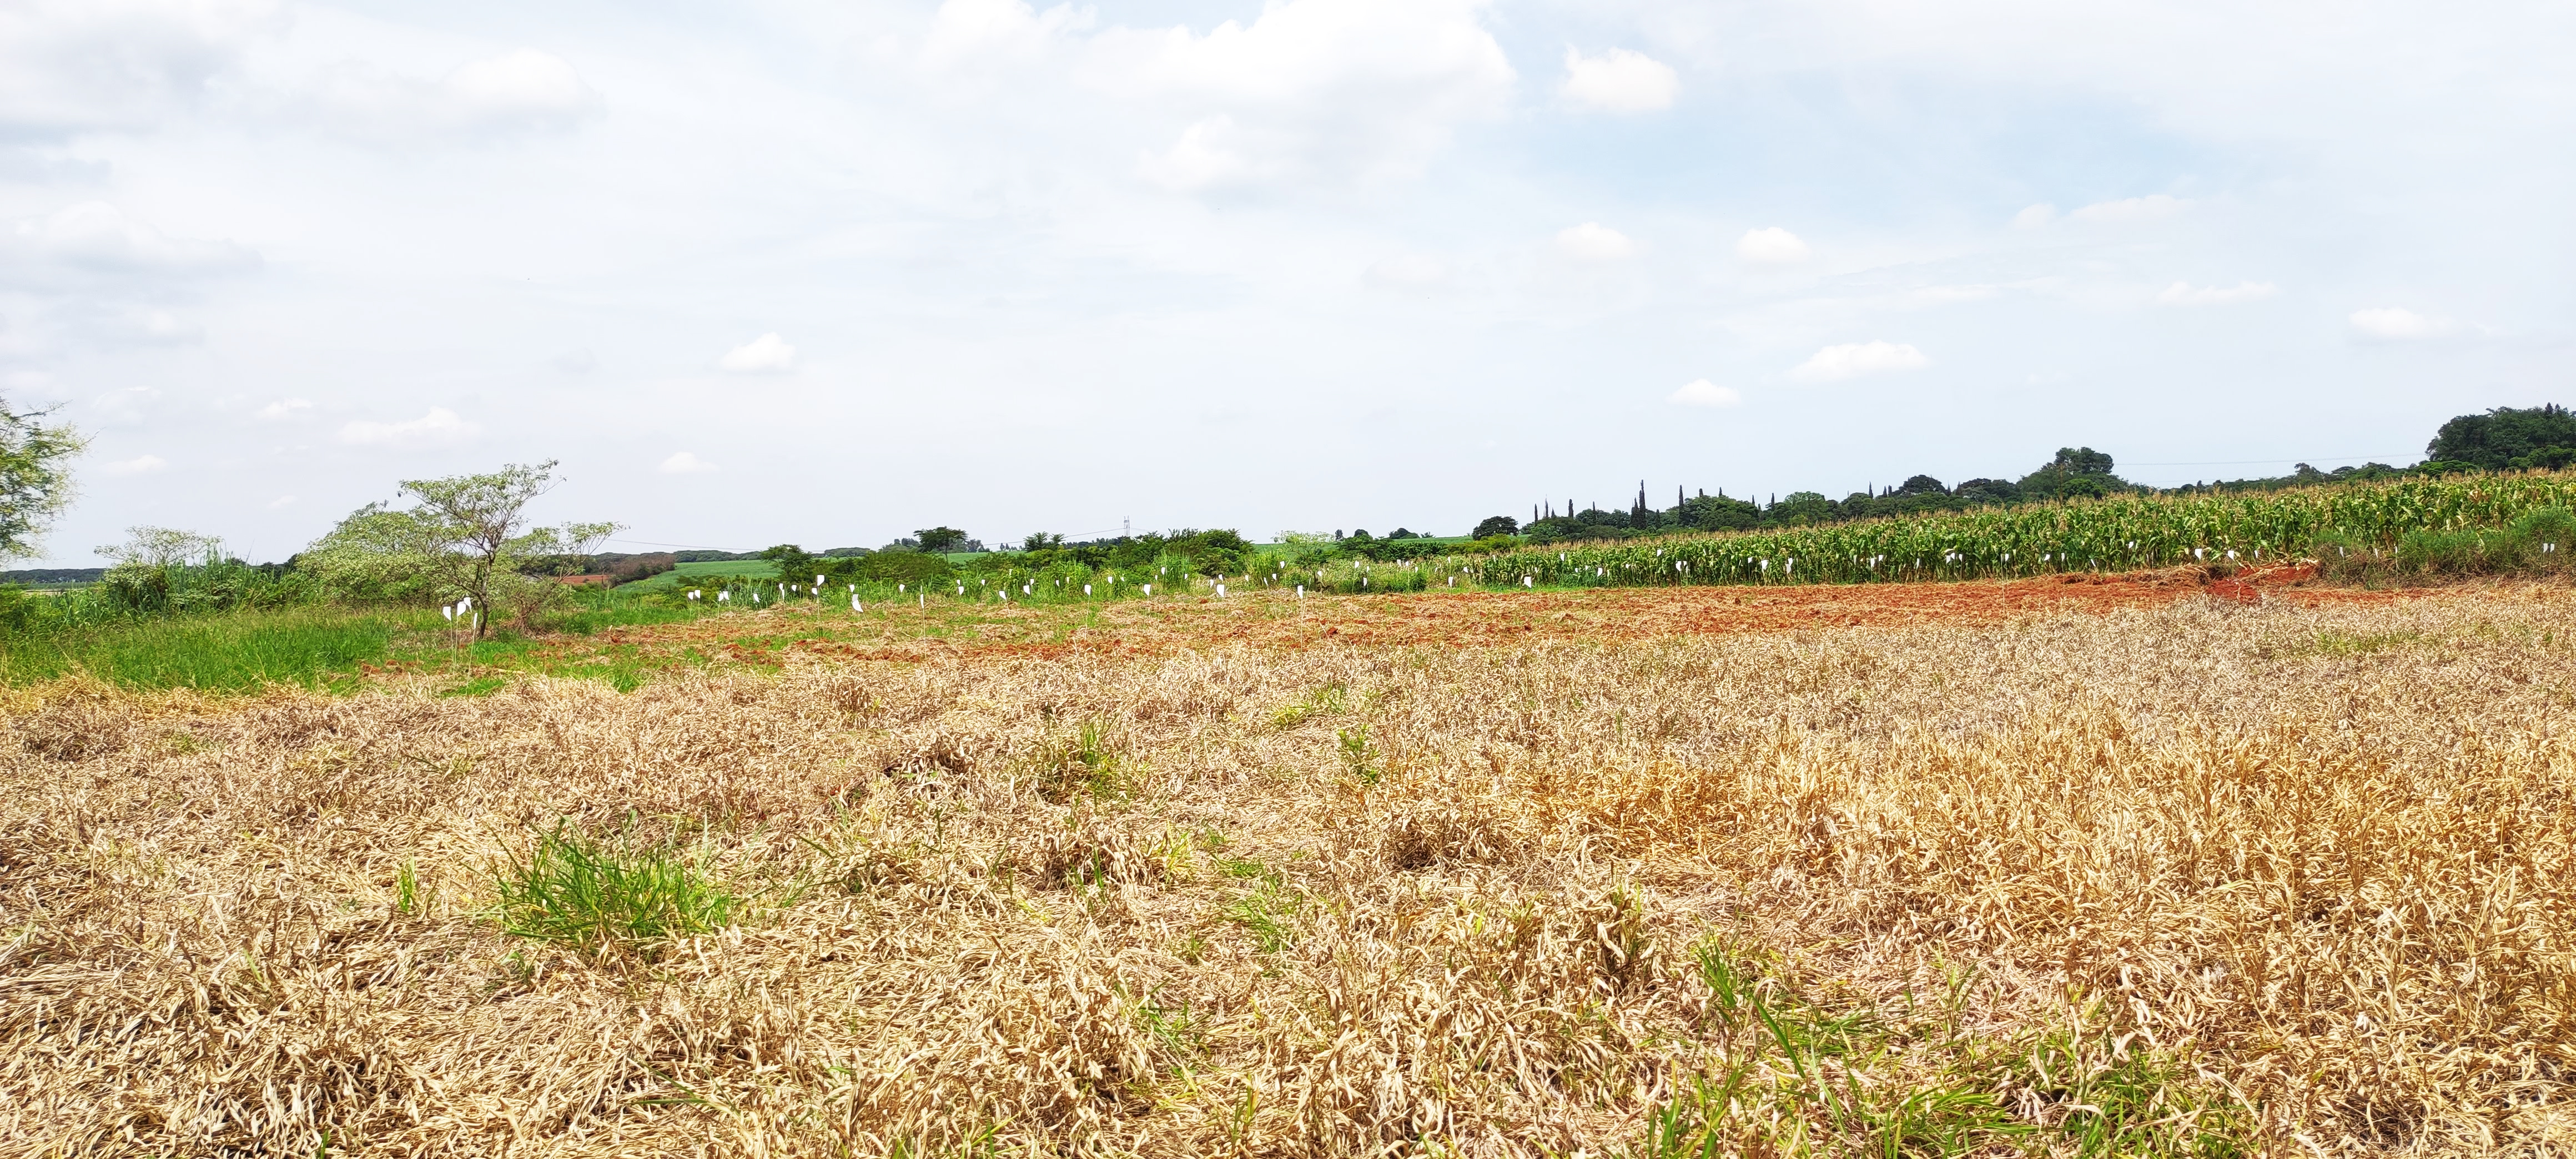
[2017,447,2127,500]
[759,543,821,585]
[303,460,619,637]
[0,401,84,560]
[1677,493,1759,531]
[1472,515,1520,538]
[2427,404,2576,470]
[915,526,970,553]
[1771,491,1837,526]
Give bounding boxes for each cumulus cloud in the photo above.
[336,407,476,446]
[1554,222,1634,261]
[1366,253,1447,286]
[1080,0,1515,190]
[1792,341,1929,382]
[2011,204,2058,229]
[1668,379,1741,407]
[1561,47,1677,113]
[297,48,601,142]
[2068,194,2190,224]
[257,397,311,420]
[2157,281,2279,306]
[719,332,797,373]
[1735,226,1809,265]
[102,454,168,476]
[659,451,719,474]
[4,202,257,281]
[2349,307,2461,341]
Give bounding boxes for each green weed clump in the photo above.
[491,823,740,959]
[1623,940,2251,1159]
[2315,504,2576,583]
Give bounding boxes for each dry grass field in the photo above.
[4,581,2573,1156]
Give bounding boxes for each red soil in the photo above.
[607,565,2425,666]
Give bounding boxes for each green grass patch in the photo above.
[491,822,741,959]
[0,607,396,691]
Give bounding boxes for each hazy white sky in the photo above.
[4,0,2570,562]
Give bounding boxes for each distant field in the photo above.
[618,558,781,591]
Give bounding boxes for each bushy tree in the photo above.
[2017,447,2127,500]
[759,543,821,585]
[1677,493,1760,531]
[915,526,971,553]
[2427,404,2576,470]
[302,460,619,637]
[0,400,84,560]
[1472,515,1520,538]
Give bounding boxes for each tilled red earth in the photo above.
[585,565,2439,666]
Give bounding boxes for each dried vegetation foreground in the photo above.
[4,586,2574,1156]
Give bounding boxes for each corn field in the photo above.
[1452,471,2576,590]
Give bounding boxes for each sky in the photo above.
[2,0,2570,563]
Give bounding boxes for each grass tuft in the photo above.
[490,822,739,959]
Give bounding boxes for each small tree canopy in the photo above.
[98,526,225,568]
[0,401,84,561]
[302,460,619,636]
[914,527,970,553]
[1472,515,1521,539]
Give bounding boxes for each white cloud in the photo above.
[1554,222,1634,261]
[2349,307,2460,341]
[2157,281,2279,306]
[267,494,296,509]
[2068,194,2190,224]
[719,332,797,373]
[1735,226,1810,265]
[659,451,719,474]
[1561,47,1677,113]
[1366,253,1447,286]
[1138,115,1280,192]
[297,48,601,142]
[1668,379,1741,407]
[0,0,281,138]
[335,407,476,446]
[257,397,312,420]
[103,454,168,476]
[920,0,1092,70]
[2012,204,2058,229]
[1792,341,1930,382]
[1079,0,1516,190]
[5,201,257,280]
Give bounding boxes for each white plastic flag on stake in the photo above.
[852,597,863,612]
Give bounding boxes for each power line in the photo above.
[2119,453,2408,467]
